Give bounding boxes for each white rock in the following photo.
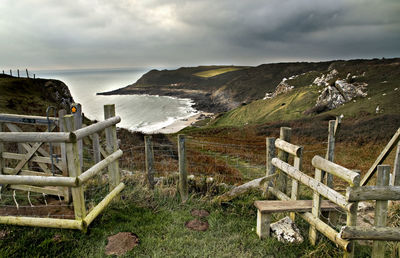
[270,216,304,243]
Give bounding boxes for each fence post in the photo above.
[178,134,188,202]
[58,109,70,202]
[9,70,12,76]
[0,123,3,176]
[266,138,276,177]
[325,120,336,187]
[72,103,83,170]
[344,170,360,258]
[391,142,400,186]
[17,69,19,78]
[372,165,390,258]
[145,135,155,188]
[25,69,29,78]
[63,115,86,220]
[290,147,303,221]
[277,127,291,194]
[309,167,322,245]
[104,104,120,190]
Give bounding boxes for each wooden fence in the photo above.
[263,125,400,258]
[0,104,124,230]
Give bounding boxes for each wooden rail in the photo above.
[312,156,360,186]
[74,116,121,140]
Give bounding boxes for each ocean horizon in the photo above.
[33,67,198,133]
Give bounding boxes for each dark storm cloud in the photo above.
[1,0,399,69]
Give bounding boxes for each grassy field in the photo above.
[0,175,375,257]
[193,67,245,78]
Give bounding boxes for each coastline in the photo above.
[154,112,213,134]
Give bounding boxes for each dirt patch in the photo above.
[185,219,209,231]
[105,232,139,256]
[191,209,210,218]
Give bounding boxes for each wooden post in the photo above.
[145,136,155,188]
[25,69,29,78]
[92,133,101,164]
[344,170,360,258]
[17,69,19,78]
[309,168,323,245]
[33,74,35,79]
[58,110,70,202]
[63,115,86,220]
[372,165,390,258]
[9,70,12,76]
[266,138,276,177]
[391,142,400,186]
[0,123,3,176]
[72,103,83,170]
[178,134,188,202]
[290,147,303,221]
[277,127,291,194]
[325,120,336,187]
[104,104,120,190]
[265,137,276,198]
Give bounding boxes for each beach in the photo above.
[155,112,213,134]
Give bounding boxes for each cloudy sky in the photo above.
[1,0,399,70]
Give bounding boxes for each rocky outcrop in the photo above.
[313,69,339,87]
[263,79,294,100]
[43,80,74,111]
[315,78,368,110]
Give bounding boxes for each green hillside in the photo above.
[210,59,400,127]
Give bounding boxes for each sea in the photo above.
[33,68,198,133]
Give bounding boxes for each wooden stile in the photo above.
[309,167,323,245]
[340,226,400,241]
[392,142,400,186]
[277,127,291,194]
[290,147,303,221]
[346,186,400,201]
[312,156,360,186]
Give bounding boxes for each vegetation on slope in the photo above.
[193,67,245,78]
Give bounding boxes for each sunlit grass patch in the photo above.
[193,67,244,78]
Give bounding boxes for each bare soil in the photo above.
[191,209,210,218]
[105,232,139,256]
[185,219,209,231]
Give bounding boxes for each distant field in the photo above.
[193,67,244,78]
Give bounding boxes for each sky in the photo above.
[1,0,400,70]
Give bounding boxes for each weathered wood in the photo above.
[290,148,303,221]
[391,142,400,186]
[83,182,125,227]
[340,226,400,241]
[267,186,351,252]
[325,120,336,188]
[277,127,291,194]
[372,165,390,258]
[178,134,188,202]
[312,156,360,186]
[74,116,121,140]
[58,110,68,177]
[17,69,19,78]
[78,149,123,184]
[346,186,400,201]
[104,104,120,190]
[0,174,77,187]
[0,123,3,176]
[310,168,323,245]
[272,158,350,211]
[275,138,302,157]
[72,103,83,169]
[0,132,73,143]
[256,210,271,239]
[3,168,64,177]
[361,128,400,186]
[0,113,58,125]
[266,137,276,177]
[145,136,155,188]
[9,184,65,196]
[64,115,86,220]
[92,133,101,164]
[215,174,276,202]
[344,175,360,258]
[255,200,339,213]
[0,216,84,230]
[3,152,63,167]
[26,69,29,78]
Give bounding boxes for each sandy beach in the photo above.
[155,112,213,134]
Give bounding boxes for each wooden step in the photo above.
[254,200,340,213]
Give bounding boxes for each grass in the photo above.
[193,67,245,78]
[0,175,360,257]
